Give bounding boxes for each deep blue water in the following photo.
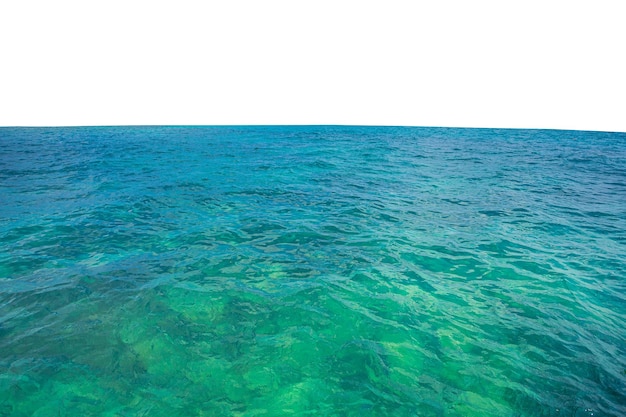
[1,126,625,416]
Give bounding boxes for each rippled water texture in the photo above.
[1,126,625,416]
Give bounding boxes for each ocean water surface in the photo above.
[0,126,625,416]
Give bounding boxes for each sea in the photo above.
[1,126,625,416]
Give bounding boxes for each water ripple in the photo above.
[1,126,625,416]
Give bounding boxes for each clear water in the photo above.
[1,126,625,416]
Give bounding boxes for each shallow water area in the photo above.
[1,126,625,416]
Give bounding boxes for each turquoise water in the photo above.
[0,126,625,416]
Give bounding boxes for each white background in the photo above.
[1,1,624,132]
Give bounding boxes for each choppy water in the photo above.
[1,126,625,416]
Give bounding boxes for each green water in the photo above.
[1,126,625,416]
